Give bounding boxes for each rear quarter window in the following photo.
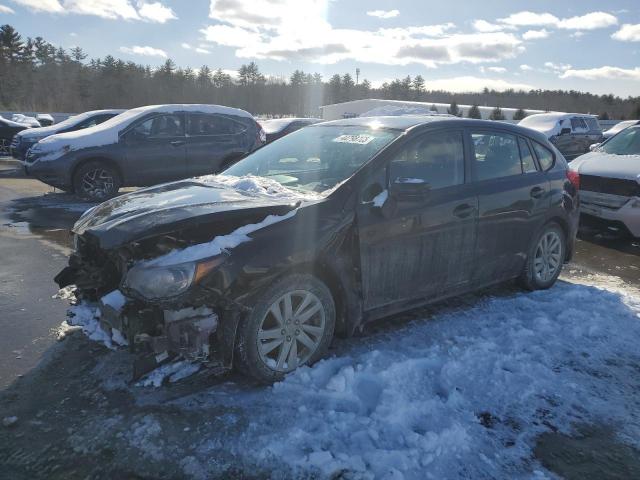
[532,142,555,171]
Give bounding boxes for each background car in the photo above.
[0,116,30,155]
[519,112,603,160]
[260,117,322,143]
[11,114,41,127]
[569,125,640,237]
[11,109,125,161]
[35,113,55,127]
[25,104,266,199]
[602,119,640,140]
[57,116,579,382]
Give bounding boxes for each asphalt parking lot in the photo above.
[1,161,640,479]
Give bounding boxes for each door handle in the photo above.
[453,203,474,218]
[170,140,185,147]
[530,186,545,199]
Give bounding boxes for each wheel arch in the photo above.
[72,156,124,185]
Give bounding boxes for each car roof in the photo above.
[313,115,550,141]
[522,112,599,121]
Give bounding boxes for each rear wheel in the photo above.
[519,222,566,290]
[73,161,121,201]
[235,274,335,383]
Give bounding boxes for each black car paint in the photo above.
[56,118,579,372]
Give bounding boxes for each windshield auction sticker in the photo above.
[332,134,375,145]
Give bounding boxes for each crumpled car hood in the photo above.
[74,179,302,249]
[569,151,640,182]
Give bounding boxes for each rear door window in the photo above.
[518,138,538,173]
[570,117,588,132]
[532,142,555,170]
[188,114,246,136]
[471,131,522,181]
[389,130,465,189]
[132,114,185,138]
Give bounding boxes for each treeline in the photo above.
[1,24,639,119]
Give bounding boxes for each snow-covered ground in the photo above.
[73,275,640,479]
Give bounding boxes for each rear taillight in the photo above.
[566,169,580,190]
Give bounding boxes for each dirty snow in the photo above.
[144,209,297,266]
[137,361,201,388]
[66,302,123,349]
[112,277,640,480]
[31,104,253,160]
[100,289,126,312]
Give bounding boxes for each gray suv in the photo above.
[25,104,265,200]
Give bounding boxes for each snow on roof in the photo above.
[18,109,126,140]
[518,112,599,137]
[360,105,454,117]
[35,113,54,121]
[34,104,254,155]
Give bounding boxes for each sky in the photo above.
[1,0,640,97]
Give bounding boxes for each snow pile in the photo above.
[360,105,452,117]
[32,104,253,160]
[174,279,640,479]
[145,209,297,266]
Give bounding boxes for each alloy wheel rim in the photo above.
[81,168,114,199]
[534,231,562,283]
[257,290,326,373]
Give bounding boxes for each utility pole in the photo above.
[355,68,360,85]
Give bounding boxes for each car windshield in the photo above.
[601,126,640,155]
[224,124,401,194]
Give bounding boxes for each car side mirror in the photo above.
[560,127,571,136]
[589,143,601,151]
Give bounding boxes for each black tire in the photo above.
[72,161,121,201]
[519,222,566,290]
[235,274,335,383]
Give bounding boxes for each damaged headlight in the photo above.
[123,256,223,300]
[124,262,196,300]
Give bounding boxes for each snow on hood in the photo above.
[17,110,123,140]
[32,104,253,156]
[199,174,320,201]
[569,151,640,182]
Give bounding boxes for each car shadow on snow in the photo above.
[2,278,640,479]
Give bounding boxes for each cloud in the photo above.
[612,23,640,42]
[520,64,533,71]
[499,10,617,31]
[137,1,176,23]
[183,42,212,54]
[119,45,167,57]
[560,66,640,80]
[499,11,559,27]
[522,29,550,40]
[0,3,14,13]
[203,1,522,67]
[472,19,510,33]
[485,66,507,73]
[10,0,175,21]
[557,12,617,30]
[366,9,399,19]
[10,0,64,13]
[544,61,572,74]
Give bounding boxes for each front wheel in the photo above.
[519,222,566,290]
[235,274,335,383]
[73,161,121,201]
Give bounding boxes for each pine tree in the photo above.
[448,101,461,116]
[513,108,527,121]
[467,105,482,119]
[489,106,505,120]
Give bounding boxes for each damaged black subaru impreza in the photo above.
[56,116,579,383]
